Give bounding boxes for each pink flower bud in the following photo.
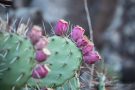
[82,42,94,55]
[36,49,51,62]
[83,51,101,64]
[32,64,50,79]
[71,25,85,42]
[35,37,49,50]
[76,36,89,48]
[28,26,42,44]
[55,19,68,36]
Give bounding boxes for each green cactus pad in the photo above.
[56,76,80,90]
[28,36,82,88]
[0,32,36,90]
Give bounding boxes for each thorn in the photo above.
[26,18,31,27]
[0,67,9,72]
[42,20,47,36]
[24,27,29,37]
[27,59,31,64]
[24,48,29,52]
[10,56,19,64]
[18,17,24,26]
[67,24,73,38]
[15,73,24,82]
[24,84,29,90]
[0,54,4,59]
[17,23,27,35]
[3,49,9,58]
[11,19,17,33]
[53,83,56,88]
[61,86,64,90]
[16,40,22,51]
[4,34,10,42]
[48,22,55,35]
[28,57,34,64]
[69,80,73,90]
[33,79,40,90]
[6,13,9,24]
[12,86,15,90]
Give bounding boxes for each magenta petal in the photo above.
[35,37,49,50]
[76,36,89,48]
[55,19,68,36]
[82,42,94,55]
[36,50,48,62]
[28,26,42,44]
[83,51,101,64]
[32,64,50,79]
[71,25,85,42]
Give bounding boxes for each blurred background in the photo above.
[0,0,135,90]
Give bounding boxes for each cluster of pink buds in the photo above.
[71,25,101,64]
[53,19,101,64]
[28,25,51,79]
[32,64,50,79]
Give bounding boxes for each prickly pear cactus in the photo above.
[56,76,80,90]
[28,36,82,88]
[0,31,36,90]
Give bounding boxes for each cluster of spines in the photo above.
[0,31,35,90]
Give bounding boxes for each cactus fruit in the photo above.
[56,76,80,90]
[83,51,101,64]
[28,26,42,44]
[0,31,36,90]
[28,36,82,88]
[71,26,85,42]
[71,26,101,64]
[35,49,50,62]
[55,19,69,36]
[32,64,50,79]
[35,37,49,50]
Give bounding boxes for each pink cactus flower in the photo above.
[82,42,94,55]
[32,64,50,79]
[71,25,85,42]
[83,51,101,64]
[36,49,51,62]
[28,25,42,44]
[76,36,89,48]
[35,36,49,50]
[55,19,69,36]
